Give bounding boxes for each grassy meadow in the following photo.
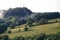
[7,18,60,38]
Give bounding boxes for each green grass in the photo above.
[1,18,59,38]
[48,18,60,22]
[8,22,60,38]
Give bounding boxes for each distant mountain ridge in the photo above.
[4,7,32,18]
[0,7,60,19]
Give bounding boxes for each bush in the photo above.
[0,35,9,40]
[36,33,46,40]
[3,35,9,40]
[18,29,21,32]
[55,20,58,22]
[0,24,7,34]
[13,36,25,40]
[26,18,33,27]
[7,30,11,34]
[10,33,60,40]
[24,27,29,31]
[7,27,11,34]
[39,18,48,25]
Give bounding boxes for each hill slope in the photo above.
[8,22,60,38]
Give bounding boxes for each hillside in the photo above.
[0,7,60,40]
[8,19,60,38]
[8,23,60,38]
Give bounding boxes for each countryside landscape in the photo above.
[0,7,60,40]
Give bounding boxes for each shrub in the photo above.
[36,33,46,40]
[13,36,25,40]
[7,27,11,34]
[7,30,11,34]
[18,29,21,32]
[24,27,29,31]
[10,33,60,40]
[55,20,58,22]
[0,35,9,40]
[39,18,48,25]
[26,18,33,27]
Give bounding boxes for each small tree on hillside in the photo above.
[24,27,29,31]
[3,35,9,40]
[9,23,16,29]
[39,18,48,25]
[26,18,33,27]
[7,27,11,34]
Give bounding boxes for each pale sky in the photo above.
[0,0,60,12]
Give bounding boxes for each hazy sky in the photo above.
[0,0,60,12]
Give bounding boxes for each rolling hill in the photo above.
[8,18,60,38]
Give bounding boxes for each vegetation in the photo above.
[0,7,60,40]
[12,33,60,40]
[0,33,60,40]
[0,34,9,40]
[24,27,29,31]
[0,7,60,34]
[39,18,48,25]
[9,22,60,38]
